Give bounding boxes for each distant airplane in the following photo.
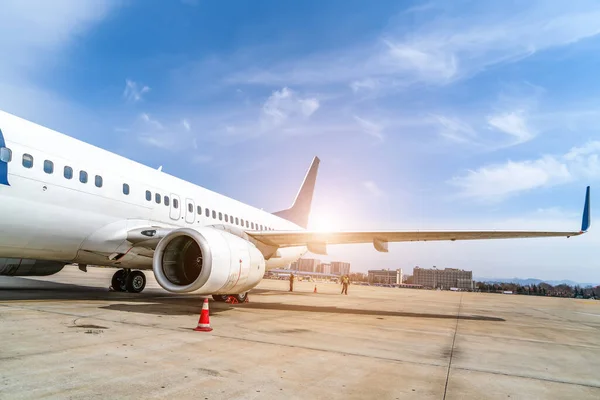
[0,110,591,301]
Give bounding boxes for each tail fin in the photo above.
[273,156,320,229]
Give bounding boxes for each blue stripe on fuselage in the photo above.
[0,128,10,186]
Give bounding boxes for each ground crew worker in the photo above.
[341,275,349,295]
[289,273,295,292]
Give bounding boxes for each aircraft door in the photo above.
[185,198,195,224]
[170,194,181,221]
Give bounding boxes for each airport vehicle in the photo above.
[0,109,592,300]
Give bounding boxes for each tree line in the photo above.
[476,282,598,299]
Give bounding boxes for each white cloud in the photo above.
[138,135,173,150]
[350,78,379,93]
[227,3,600,89]
[182,119,191,132]
[140,113,163,129]
[0,1,120,126]
[0,1,117,69]
[432,115,477,144]
[450,141,600,200]
[123,79,150,103]
[354,116,384,141]
[363,181,385,198]
[134,113,196,151]
[487,111,535,144]
[450,157,571,200]
[261,87,319,127]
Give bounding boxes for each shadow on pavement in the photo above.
[229,302,505,321]
[0,277,504,321]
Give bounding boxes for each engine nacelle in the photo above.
[152,227,266,294]
[0,258,66,276]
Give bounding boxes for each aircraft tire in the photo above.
[126,271,146,293]
[212,294,229,302]
[111,270,126,292]
[234,292,248,302]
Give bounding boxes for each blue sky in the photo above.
[2,0,600,282]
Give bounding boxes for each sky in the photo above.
[1,0,600,283]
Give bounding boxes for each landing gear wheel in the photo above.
[234,292,248,303]
[212,294,229,302]
[111,270,126,292]
[126,271,146,293]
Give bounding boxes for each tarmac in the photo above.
[1,266,600,400]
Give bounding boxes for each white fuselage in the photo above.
[0,110,307,271]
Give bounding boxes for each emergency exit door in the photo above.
[170,194,181,220]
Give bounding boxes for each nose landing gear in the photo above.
[111,269,147,293]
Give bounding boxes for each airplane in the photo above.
[0,109,592,302]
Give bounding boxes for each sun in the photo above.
[310,213,340,232]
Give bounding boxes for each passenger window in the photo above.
[251,222,255,229]
[225,215,229,223]
[173,198,179,209]
[95,175,103,188]
[240,219,244,226]
[212,210,216,219]
[164,196,170,206]
[246,221,249,228]
[0,147,12,162]
[219,212,222,221]
[155,193,161,204]
[260,225,263,231]
[64,166,73,180]
[146,190,151,201]
[197,206,202,215]
[22,154,33,168]
[123,183,130,195]
[205,208,209,216]
[44,160,54,174]
[236,217,239,225]
[79,170,88,183]
[188,203,193,213]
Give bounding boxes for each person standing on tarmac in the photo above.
[289,273,295,292]
[341,275,349,295]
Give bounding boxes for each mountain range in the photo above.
[475,277,599,287]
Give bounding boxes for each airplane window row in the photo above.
[2,147,276,231]
[15,152,105,187]
[143,188,273,230]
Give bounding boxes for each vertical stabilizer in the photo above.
[273,156,320,229]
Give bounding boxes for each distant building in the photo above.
[368,269,403,285]
[331,261,350,276]
[295,258,320,273]
[413,267,473,290]
[290,259,349,276]
[320,263,331,275]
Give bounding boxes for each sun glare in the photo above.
[310,214,340,232]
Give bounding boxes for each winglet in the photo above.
[273,156,320,229]
[581,186,591,232]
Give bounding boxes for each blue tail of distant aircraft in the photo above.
[581,186,591,232]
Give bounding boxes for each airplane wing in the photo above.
[248,186,591,255]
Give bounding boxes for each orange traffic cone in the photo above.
[314,285,317,293]
[194,298,213,332]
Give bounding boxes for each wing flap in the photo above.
[248,229,585,248]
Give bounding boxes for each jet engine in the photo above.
[152,227,266,294]
[0,259,66,276]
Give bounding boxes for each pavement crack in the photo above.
[443,294,462,400]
